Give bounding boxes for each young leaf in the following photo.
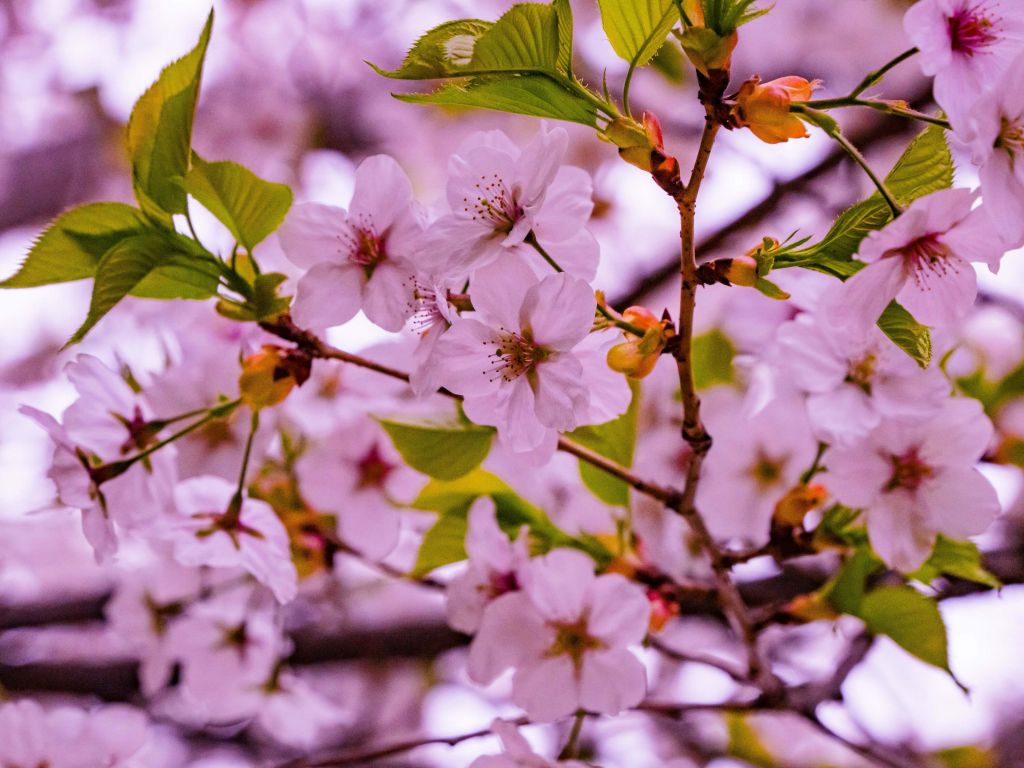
[1,203,149,288]
[859,585,951,672]
[692,328,736,389]
[569,382,639,506]
[371,19,493,79]
[877,300,932,368]
[596,0,677,69]
[126,11,213,216]
[395,74,599,126]
[552,0,574,75]
[184,155,293,251]
[469,3,561,74]
[821,547,883,616]
[912,536,1002,589]
[378,416,495,480]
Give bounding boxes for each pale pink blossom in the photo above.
[252,671,351,749]
[279,154,424,332]
[829,188,1006,331]
[775,309,949,443]
[966,51,1024,245]
[469,719,589,768]
[904,0,1024,130]
[824,398,1000,571]
[468,548,650,721]
[447,497,530,634]
[167,476,298,604]
[423,126,599,280]
[437,257,630,457]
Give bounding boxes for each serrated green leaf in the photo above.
[860,585,950,672]
[471,3,561,73]
[699,0,770,35]
[395,74,598,126]
[371,19,493,79]
[753,277,789,300]
[68,234,218,344]
[184,155,293,252]
[912,536,1002,589]
[597,0,677,68]
[822,547,882,615]
[569,382,639,506]
[886,124,954,204]
[1,203,150,288]
[378,416,495,480]
[126,11,213,215]
[552,0,574,75]
[692,328,736,389]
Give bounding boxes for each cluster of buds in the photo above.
[238,345,313,410]
[675,0,738,81]
[606,306,674,380]
[731,75,820,144]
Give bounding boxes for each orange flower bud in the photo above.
[733,76,820,144]
[773,482,828,527]
[622,305,661,331]
[239,345,311,410]
[646,589,679,633]
[602,112,666,171]
[608,307,670,380]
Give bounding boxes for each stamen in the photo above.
[948,3,998,55]
[462,173,524,233]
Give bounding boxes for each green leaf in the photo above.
[597,0,677,69]
[877,300,932,368]
[822,547,882,615]
[470,3,561,73]
[569,382,639,505]
[378,416,495,480]
[725,712,777,768]
[183,155,293,252]
[912,536,1002,589]
[69,234,218,344]
[860,585,951,672]
[753,276,790,300]
[371,19,493,79]
[699,0,770,35]
[886,124,954,204]
[692,328,736,389]
[126,11,213,216]
[552,0,574,75]
[1,203,150,288]
[395,74,598,126]
[813,504,867,548]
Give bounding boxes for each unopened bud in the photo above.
[733,75,820,144]
[608,307,670,380]
[602,112,666,172]
[622,305,661,331]
[646,588,679,633]
[678,26,738,76]
[722,255,760,287]
[773,482,828,527]
[239,345,311,410]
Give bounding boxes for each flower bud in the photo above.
[773,482,828,527]
[239,345,311,410]
[607,306,670,380]
[678,26,738,76]
[733,76,820,144]
[601,112,666,172]
[787,592,839,622]
[646,588,679,633]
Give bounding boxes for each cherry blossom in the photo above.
[468,548,650,721]
[829,188,1006,331]
[965,51,1024,246]
[423,126,599,280]
[279,154,424,332]
[252,670,351,749]
[437,257,630,457]
[774,307,950,443]
[167,475,298,604]
[447,496,530,634]
[824,398,1000,571]
[904,0,1024,130]
[469,719,589,768]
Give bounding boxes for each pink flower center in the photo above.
[462,173,524,233]
[548,616,604,668]
[892,233,956,288]
[342,219,387,276]
[486,569,519,598]
[997,116,1024,161]
[847,353,877,392]
[485,328,549,382]
[886,448,933,492]
[115,405,161,455]
[356,443,394,490]
[948,4,997,55]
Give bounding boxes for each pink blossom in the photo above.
[469,719,589,768]
[167,475,298,604]
[904,0,1024,130]
[966,51,1024,246]
[279,154,424,332]
[468,548,650,721]
[824,398,1000,571]
[437,257,630,457]
[447,497,530,634]
[253,671,351,749]
[423,126,599,280]
[829,188,1006,332]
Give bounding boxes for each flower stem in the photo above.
[829,130,903,217]
[558,712,586,760]
[850,47,918,98]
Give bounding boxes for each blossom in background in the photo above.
[279,154,424,332]
[829,188,1006,331]
[469,719,589,768]
[468,548,649,721]
[775,308,949,444]
[824,398,1000,571]
[437,258,630,457]
[167,475,298,604]
[423,125,599,280]
[447,497,531,634]
[966,51,1024,246]
[904,0,1024,130]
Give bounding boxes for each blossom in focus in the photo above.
[447,496,530,634]
[829,188,1006,332]
[824,398,1000,571]
[422,126,599,280]
[468,548,649,721]
[774,308,949,444]
[732,76,819,144]
[904,0,1024,131]
[437,258,630,457]
[167,475,298,604]
[966,51,1024,246]
[278,154,424,332]
[469,719,589,768]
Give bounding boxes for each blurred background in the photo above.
[2,0,1024,765]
